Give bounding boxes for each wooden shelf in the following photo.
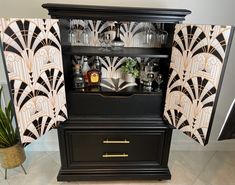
[62,46,170,58]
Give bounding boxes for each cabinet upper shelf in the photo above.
[62,46,170,58]
[42,3,191,23]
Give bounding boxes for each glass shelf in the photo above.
[62,46,170,58]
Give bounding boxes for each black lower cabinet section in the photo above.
[57,119,172,181]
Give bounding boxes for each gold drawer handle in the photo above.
[102,153,128,158]
[103,139,130,144]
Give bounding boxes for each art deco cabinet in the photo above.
[0,3,234,182]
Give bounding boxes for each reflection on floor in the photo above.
[1,151,235,185]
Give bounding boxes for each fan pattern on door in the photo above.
[164,24,232,146]
[0,18,67,146]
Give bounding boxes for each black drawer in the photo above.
[67,92,163,116]
[64,130,167,167]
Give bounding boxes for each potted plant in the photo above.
[121,57,139,82]
[0,86,26,179]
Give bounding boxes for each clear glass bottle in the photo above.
[93,56,102,72]
[73,64,85,89]
[82,56,90,84]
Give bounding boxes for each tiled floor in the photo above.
[1,151,235,185]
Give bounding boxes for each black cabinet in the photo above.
[42,3,191,181]
[67,92,163,116]
[57,120,172,181]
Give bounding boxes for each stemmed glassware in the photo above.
[143,22,156,47]
[155,74,163,92]
[160,24,168,46]
[80,20,91,46]
[69,20,77,45]
[155,23,162,47]
[104,32,111,51]
[98,32,105,50]
[154,23,168,47]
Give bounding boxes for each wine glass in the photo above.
[155,74,163,92]
[160,24,168,46]
[98,32,105,50]
[155,23,162,48]
[80,20,91,46]
[103,32,111,52]
[143,22,156,47]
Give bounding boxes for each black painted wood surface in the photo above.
[42,3,191,181]
[42,3,191,22]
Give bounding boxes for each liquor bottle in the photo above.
[87,57,101,86]
[82,56,90,84]
[73,64,85,89]
[93,56,102,72]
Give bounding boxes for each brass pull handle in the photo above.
[103,139,130,144]
[102,153,128,158]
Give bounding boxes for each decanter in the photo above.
[111,22,125,50]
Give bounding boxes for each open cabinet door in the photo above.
[164,24,234,146]
[218,98,235,140]
[0,18,67,146]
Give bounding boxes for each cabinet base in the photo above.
[57,168,171,181]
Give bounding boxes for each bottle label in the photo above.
[90,73,99,83]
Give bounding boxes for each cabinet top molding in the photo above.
[42,3,191,23]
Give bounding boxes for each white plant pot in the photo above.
[123,73,135,83]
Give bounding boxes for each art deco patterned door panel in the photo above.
[164,24,234,146]
[0,18,67,146]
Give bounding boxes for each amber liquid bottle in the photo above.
[87,56,101,86]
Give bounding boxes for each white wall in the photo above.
[0,0,235,151]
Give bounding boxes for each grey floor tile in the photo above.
[47,151,61,165]
[197,151,235,185]
[2,151,235,185]
[23,151,51,170]
[192,179,212,185]
[0,169,10,184]
[167,151,215,185]
[6,154,60,185]
[0,179,9,185]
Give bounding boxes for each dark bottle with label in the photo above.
[73,64,85,89]
[87,56,101,86]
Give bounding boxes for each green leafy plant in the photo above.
[121,57,139,78]
[0,86,19,148]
